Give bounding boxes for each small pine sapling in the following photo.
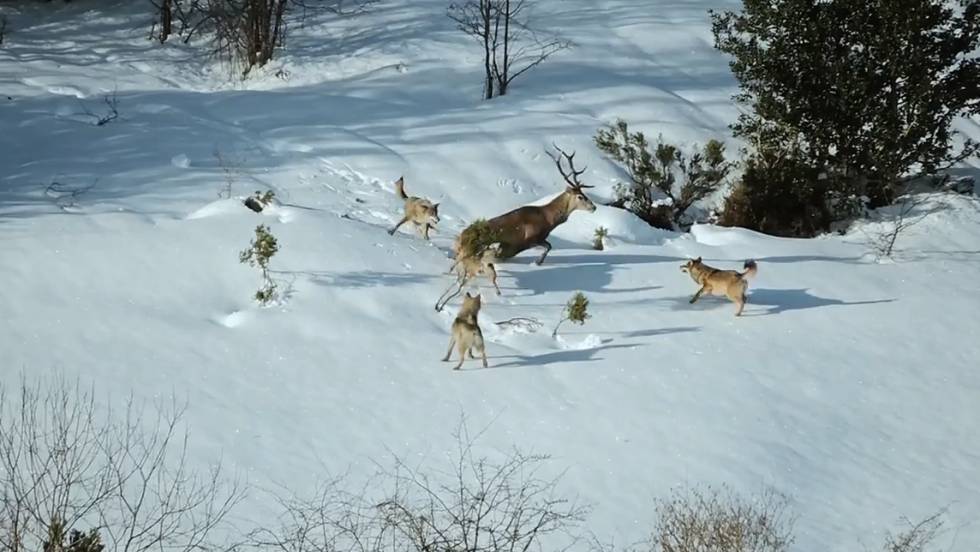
[244,189,276,213]
[592,226,609,250]
[239,224,280,305]
[553,292,590,337]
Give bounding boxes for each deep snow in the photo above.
[1,0,979,550]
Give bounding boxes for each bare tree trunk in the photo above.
[159,0,173,43]
[498,0,510,95]
[482,0,494,99]
[270,0,287,60]
[450,0,564,99]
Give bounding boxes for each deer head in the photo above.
[548,144,596,213]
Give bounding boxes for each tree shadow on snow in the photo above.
[756,255,866,264]
[621,326,700,338]
[697,255,866,265]
[509,263,661,296]
[558,326,699,338]
[545,253,684,266]
[286,270,436,288]
[486,341,643,369]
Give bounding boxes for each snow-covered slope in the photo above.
[1,0,979,550]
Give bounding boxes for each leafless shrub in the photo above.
[206,0,289,76]
[249,421,588,552]
[291,0,376,18]
[882,510,946,552]
[863,185,947,261]
[214,148,247,199]
[247,477,383,552]
[44,178,96,212]
[495,316,543,333]
[196,0,376,76]
[79,93,119,127]
[448,0,570,99]
[646,485,794,552]
[0,376,245,552]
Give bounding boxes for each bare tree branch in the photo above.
[448,0,570,99]
[247,418,588,552]
[0,377,244,552]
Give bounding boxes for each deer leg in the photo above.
[534,240,553,266]
[690,286,707,304]
[388,216,408,235]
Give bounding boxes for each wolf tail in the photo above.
[740,259,758,280]
[394,176,408,199]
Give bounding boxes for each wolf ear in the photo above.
[433,203,440,211]
[695,256,702,263]
[465,292,473,298]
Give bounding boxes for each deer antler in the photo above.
[547,144,593,189]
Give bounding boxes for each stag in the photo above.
[454,145,596,266]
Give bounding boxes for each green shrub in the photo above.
[239,224,280,305]
[596,120,733,229]
[712,0,980,211]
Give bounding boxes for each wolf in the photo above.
[388,176,440,240]
[447,243,501,296]
[442,292,488,370]
[681,257,758,316]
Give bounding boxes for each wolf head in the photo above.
[461,292,482,315]
[680,256,703,273]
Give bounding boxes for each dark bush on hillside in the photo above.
[711,0,980,235]
[719,151,833,238]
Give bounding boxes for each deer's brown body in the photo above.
[453,146,596,266]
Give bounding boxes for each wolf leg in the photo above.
[690,286,707,304]
[388,216,408,235]
[442,337,456,362]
